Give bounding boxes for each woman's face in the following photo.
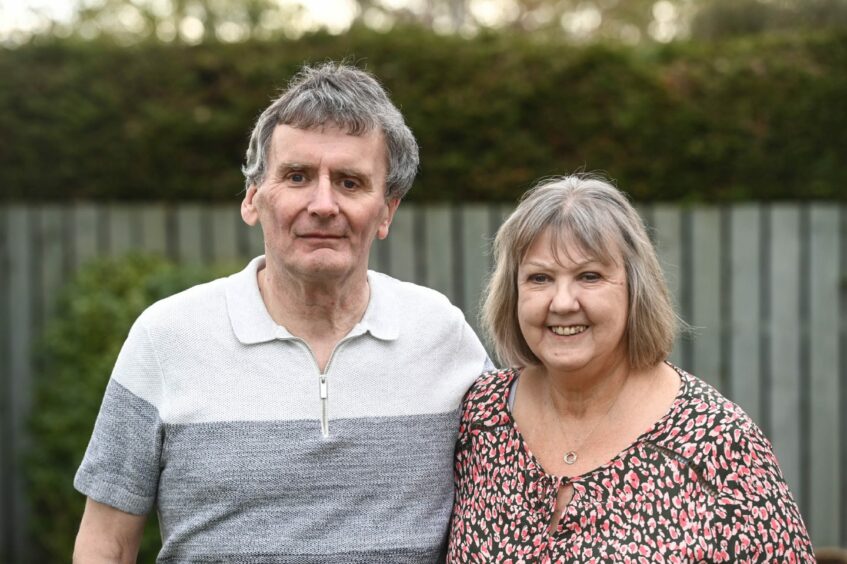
[517,228,629,377]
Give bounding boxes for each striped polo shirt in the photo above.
[75,255,491,563]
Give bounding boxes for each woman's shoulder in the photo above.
[655,365,784,495]
[459,367,519,427]
[664,365,759,439]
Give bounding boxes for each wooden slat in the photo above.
[175,204,205,264]
[808,204,840,545]
[387,207,415,283]
[0,206,11,564]
[841,204,847,548]
[72,203,100,270]
[423,205,455,303]
[7,205,33,563]
[108,204,138,256]
[651,205,683,366]
[728,205,762,424]
[460,205,490,335]
[140,205,168,256]
[37,206,66,328]
[769,204,802,506]
[368,239,384,273]
[690,207,722,388]
[209,205,240,262]
[246,220,265,260]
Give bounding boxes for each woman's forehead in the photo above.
[529,226,623,265]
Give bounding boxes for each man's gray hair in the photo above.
[483,173,682,370]
[242,62,419,200]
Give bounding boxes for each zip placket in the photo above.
[319,374,329,438]
[284,334,355,437]
[311,338,350,438]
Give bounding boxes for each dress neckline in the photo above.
[500,362,690,483]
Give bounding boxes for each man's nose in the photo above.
[307,176,339,217]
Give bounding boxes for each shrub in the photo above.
[1,27,845,202]
[25,254,231,562]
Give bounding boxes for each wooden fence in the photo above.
[1,202,845,560]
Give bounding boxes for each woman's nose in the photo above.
[549,281,579,312]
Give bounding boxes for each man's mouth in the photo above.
[549,325,588,336]
[298,233,344,239]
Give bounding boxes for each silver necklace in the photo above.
[551,377,628,465]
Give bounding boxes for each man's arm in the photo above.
[73,498,147,564]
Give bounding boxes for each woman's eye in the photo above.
[528,273,549,283]
[580,272,601,282]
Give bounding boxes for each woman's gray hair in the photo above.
[483,173,681,370]
[241,62,419,200]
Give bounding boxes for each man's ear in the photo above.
[241,185,259,226]
[377,198,401,240]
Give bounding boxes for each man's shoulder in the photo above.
[137,274,229,329]
[368,270,455,310]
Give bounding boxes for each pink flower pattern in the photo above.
[447,366,815,563]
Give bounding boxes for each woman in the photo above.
[447,175,814,562]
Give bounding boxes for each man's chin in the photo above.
[290,257,360,280]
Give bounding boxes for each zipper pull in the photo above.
[319,375,329,438]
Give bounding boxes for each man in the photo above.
[73,63,491,563]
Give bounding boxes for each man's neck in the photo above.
[257,264,370,370]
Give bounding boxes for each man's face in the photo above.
[241,124,399,283]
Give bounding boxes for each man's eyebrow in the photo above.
[275,161,313,172]
[332,167,371,180]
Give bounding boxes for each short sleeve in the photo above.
[73,317,165,516]
[451,310,494,377]
[728,426,815,562]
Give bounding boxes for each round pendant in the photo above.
[563,451,578,464]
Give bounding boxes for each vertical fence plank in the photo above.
[246,221,265,260]
[140,205,168,256]
[460,205,491,336]
[7,205,33,563]
[769,205,802,507]
[72,203,100,270]
[387,207,416,283]
[108,204,138,256]
[175,204,205,264]
[36,206,67,330]
[369,239,385,273]
[0,206,11,564]
[690,207,722,389]
[652,205,683,366]
[841,204,847,548]
[423,205,455,304]
[808,205,840,546]
[209,205,241,263]
[729,205,762,424]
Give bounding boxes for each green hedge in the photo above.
[25,255,230,562]
[2,27,846,202]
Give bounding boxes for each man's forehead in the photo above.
[269,123,385,157]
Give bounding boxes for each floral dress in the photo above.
[447,366,815,563]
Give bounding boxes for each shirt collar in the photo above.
[225,256,399,345]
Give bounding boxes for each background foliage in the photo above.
[2,26,846,203]
[26,255,230,562]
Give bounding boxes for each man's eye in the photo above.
[342,179,359,190]
[288,172,306,183]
